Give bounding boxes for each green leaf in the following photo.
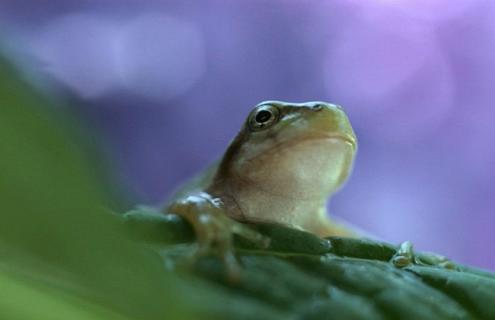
[0,54,191,320]
[125,208,495,320]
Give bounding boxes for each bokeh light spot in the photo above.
[30,13,120,98]
[115,14,205,101]
[324,13,454,143]
[29,12,205,101]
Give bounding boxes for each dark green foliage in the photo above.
[0,55,190,320]
[124,210,495,320]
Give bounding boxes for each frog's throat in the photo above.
[219,136,354,200]
[241,134,356,165]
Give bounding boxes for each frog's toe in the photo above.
[230,221,271,248]
[391,241,457,270]
[189,237,242,282]
[391,241,414,268]
[392,254,413,268]
[186,211,268,282]
[174,221,241,281]
[415,252,457,270]
[197,211,269,249]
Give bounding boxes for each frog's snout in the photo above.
[311,103,324,111]
[309,102,342,112]
[306,102,358,151]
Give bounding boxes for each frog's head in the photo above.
[216,101,357,201]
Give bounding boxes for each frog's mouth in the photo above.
[321,134,357,151]
[247,132,357,162]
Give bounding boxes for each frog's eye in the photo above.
[248,105,280,131]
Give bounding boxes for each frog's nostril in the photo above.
[312,104,324,111]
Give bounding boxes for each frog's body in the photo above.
[165,101,358,276]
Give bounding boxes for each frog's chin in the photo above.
[234,135,355,200]
[242,132,356,162]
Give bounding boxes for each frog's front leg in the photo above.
[167,192,270,281]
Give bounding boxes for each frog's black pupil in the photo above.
[256,110,272,123]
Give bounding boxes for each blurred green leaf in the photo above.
[0,54,190,319]
[0,270,130,320]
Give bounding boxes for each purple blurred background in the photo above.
[2,1,494,270]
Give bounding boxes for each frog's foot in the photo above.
[391,241,414,268]
[168,193,270,282]
[390,241,456,270]
[414,252,456,270]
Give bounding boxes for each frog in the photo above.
[164,100,359,277]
